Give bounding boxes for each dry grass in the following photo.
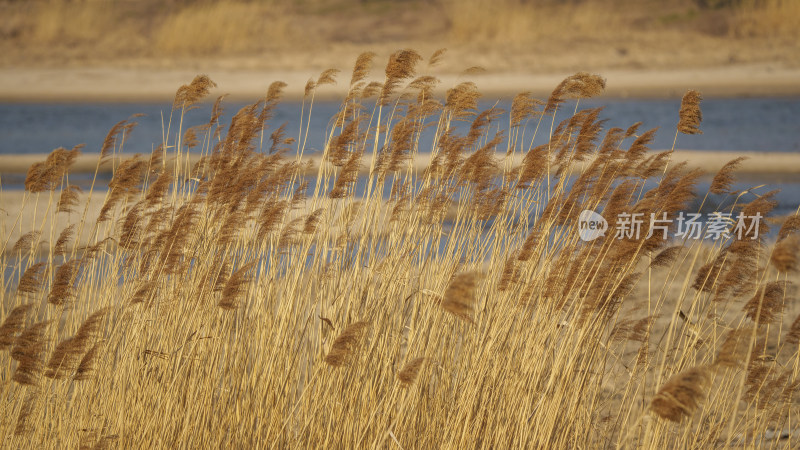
[1,0,798,68]
[733,0,800,39]
[1,50,800,448]
[153,1,290,55]
[443,0,621,45]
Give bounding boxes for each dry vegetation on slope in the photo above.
[1,0,799,71]
[1,50,800,448]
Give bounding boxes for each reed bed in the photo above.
[1,50,799,448]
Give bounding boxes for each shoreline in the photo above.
[2,150,800,177]
[1,65,800,103]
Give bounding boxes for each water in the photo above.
[1,97,799,214]
[0,97,798,155]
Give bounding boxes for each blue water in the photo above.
[0,97,798,155]
[1,97,799,214]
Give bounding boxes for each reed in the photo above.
[1,50,798,448]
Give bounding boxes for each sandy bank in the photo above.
[1,65,799,103]
[1,150,800,178]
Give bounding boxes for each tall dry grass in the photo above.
[10,0,293,57]
[443,0,620,44]
[154,1,291,54]
[732,0,800,38]
[1,50,799,448]
[4,0,799,64]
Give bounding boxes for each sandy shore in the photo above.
[1,64,799,103]
[1,150,800,177]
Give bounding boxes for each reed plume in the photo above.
[545,72,606,114]
[398,357,427,386]
[350,51,376,86]
[119,202,145,250]
[329,117,364,167]
[317,68,340,86]
[257,199,288,241]
[380,49,422,105]
[183,127,199,149]
[303,209,324,234]
[74,342,103,381]
[625,121,642,138]
[98,156,148,222]
[173,74,216,110]
[324,321,370,367]
[219,261,257,310]
[329,150,362,199]
[625,128,658,167]
[771,235,799,273]
[45,337,81,379]
[131,281,157,304]
[11,320,51,386]
[777,214,800,240]
[786,314,800,345]
[710,157,746,195]
[610,316,657,344]
[14,390,39,436]
[677,90,703,135]
[428,48,447,67]
[445,82,480,120]
[509,91,536,127]
[650,246,683,269]
[269,123,294,154]
[498,252,520,291]
[79,432,119,450]
[461,66,486,76]
[12,231,41,254]
[57,184,82,214]
[743,281,791,324]
[46,308,108,379]
[0,303,34,350]
[48,259,81,305]
[650,366,712,422]
[362,81,383,98]
[304,78,316,98]
[714,327,754,369]
[24,146,82,192]
[737,189,778,238]
[516,144,548,189]
[24,161,49,192]
[442,272,481,323]
[159,204,200,274]
[17,262,47,296]
[517,230,540,262]
[278,217,303,249]
[692,251,728,293]
[744,356,776,403]
[100,119,129,160]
